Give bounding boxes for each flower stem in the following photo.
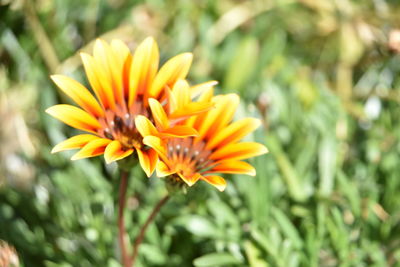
[118,170,130,267]
[129,194,170,267]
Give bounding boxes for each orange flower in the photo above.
[46,37,214,176]
[143,93,268,191]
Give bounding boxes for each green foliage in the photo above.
[1,0,400,266]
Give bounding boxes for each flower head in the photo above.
[143,93,268,191]
[46,37,214,176]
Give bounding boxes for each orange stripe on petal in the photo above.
[148,98,169,129]
[129,37,159,106]
[71,138,112,160]
[46,104,101,133]
[52,134,100,153]
[104,140,134,164]
[51,75,104,117]
[210,142,268,161]
[137,148,158,177]
[201,175,227,191]
[206,118,261,150]
[149,53,193,99]
[209,160,256,176]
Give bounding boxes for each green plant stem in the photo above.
[129,194,170,267]
[118,170,130,267]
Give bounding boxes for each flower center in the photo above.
[98,101,150,149]
[166,137,213,176]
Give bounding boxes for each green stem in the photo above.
[118,170,130,267]
[129,195,170,267]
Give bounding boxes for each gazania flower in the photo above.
[142,93,268,191]
[46,37,214,176]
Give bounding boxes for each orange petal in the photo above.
[159,125,198,138]
[71,138,112,160]
[137,148,158,177]
[51,75,104,117]
[208,160,256,176]
[149,53,193,99]
[196,94,239,141]
[190,80,218,99]
[80,52,115,110]
[201,175,227,191]
[104,140,134,164]
[148,98,169,129]
[156,160,174,177]
[142,136,168,162]
[51,134,100,153]
[210,142,268,161]
[129,37,159,106]
[135,115,158,137]
[46,104,101,133]
[206,118,261,150]
[177,172,201,187]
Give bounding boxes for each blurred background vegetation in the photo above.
[1,0,400,266]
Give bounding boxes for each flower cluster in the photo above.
[47,37,268,191]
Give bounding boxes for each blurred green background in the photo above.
[1,0,400,266]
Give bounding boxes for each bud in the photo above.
[164,174,188,195]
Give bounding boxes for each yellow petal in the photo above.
[71,138,112,160]
[185,87,215,128]
[51,75,104,117]
[177,172,201,187]
[111,39,132,98]
[129,37,159,106]
[190,80,218,99]
[196,94,239,141]
[210,142,268,161]
[159,125,198,138]
[149,53,193,99]
[171,79,190,111]
[137,148,158,177]
[206,118,261,150]
[46,104,101,133]
[52,134,100,153]
[142,136,168,162]
[104,140,134,164]
[169,102,214,120]
[201,175,227,191]
[156,160,174,177]
[96,39,125,105]
[80,52,115,110]
[135,115,158,137]
[208,160,256,176]
[148,98,169,129]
